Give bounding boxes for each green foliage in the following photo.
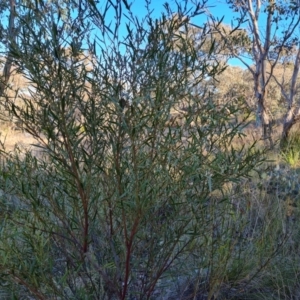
[281,133,300,168]
[1,1,297,299]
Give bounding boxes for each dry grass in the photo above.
[0,122,40,155]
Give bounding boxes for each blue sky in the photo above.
[1,0,260,69]
[119,0,236,23]
[101,0,253,69]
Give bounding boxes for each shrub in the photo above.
[0,1,266,299]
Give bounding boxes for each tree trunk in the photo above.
[255,66,274,148]
[257,93,273,148]
[279,49,300,148]
[280,106,300,148]
[0,0,17,97]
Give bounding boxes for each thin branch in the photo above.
[268,71,290,104]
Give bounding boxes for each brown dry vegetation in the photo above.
[1,62,299,155]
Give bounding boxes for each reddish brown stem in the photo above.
[6,271,46,300]
[61,116,89,254]
[120,216,140,300]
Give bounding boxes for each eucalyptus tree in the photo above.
[0,0,17,98]
[208,0,300,147]
[271,44,300,146]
